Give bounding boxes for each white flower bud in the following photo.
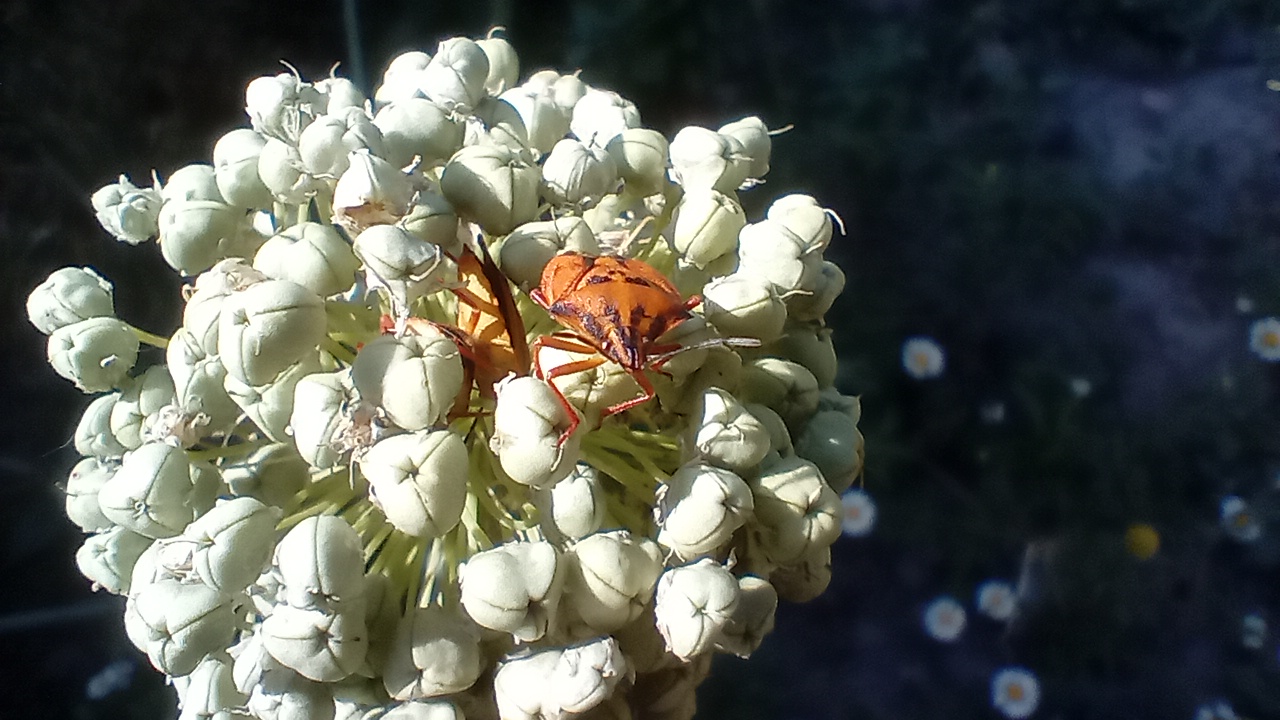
[655,461,754,560]
[158,199,243,276]
[247,664,336,720]
[166,328,241,430]
[353,224,459,309]
[124,579,238,676]
[47,317,139,392]
[420,37,490,113]
[75,393,129,459]
[218,279,327,386]
[183,258,268,355]
[91,175,162,244]
[736,218,822,294]
[605,128,670,196]
[98,442,218,538]
[177,652,245,720]
[570,89,641,149]
[738,357,821,430]
[653,559,740,661]
[374,51,432,108]
[477,34,519,96]
[317,76,367,115]
[400,191,462,254]
[371,700,464,720]
[496,217,599,291]
[563,530,663,634]
[489,375,581,489]
[359,430,468,538]
[750,455,841,565]
[794,409,862,495]
[767,194,834,253]
[333,149,415,232]
[213,129,272,209]
[459,540,563,642]
[290,369,356,469]
[382,604,483,700]
[65,456,116,532]
[262,606,369,682]
[760,323,838,390]
[713,575,777,658]
[109,364,176,450]
[668,126,750,194]
[440,143,540,235]
[544,72,588,116]
[541,137,618,207]
[500,84,570,156]
[786,260,845,322]
[770,544,831,603]
[298,110,385,178]
[226,354,320,442]
[162,164,224,203]
[700,273,786,343]
[76,526,151,594]
[254,221,361,297]
[246,72,321,143]
[689,387,771,473]
[221,443,308,508]
[631,661,707,720]
[352,330,465,431]
[745,403,793,461]
[174,496,283,592]
[373,98,465,168]
[718,116,772,180]
[535,462,606,542]
[274,515,367,614]
[257,138,319,205]
[493,637,630,720]
[27,266,115,335]
[666,188,745,270]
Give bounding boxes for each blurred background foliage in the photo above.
[4,0,1280,718]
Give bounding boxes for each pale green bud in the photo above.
[166,328,241,431]
[738,357,821,430]
[669,126,750,194]
[399,191,462,256]
[541,137,618,207]
[745,402,793,460]
[177,652,245,720]
[534,462,606,543]
[655,461,754,560]
[91,175,162,245]
[273,515,367,614]
[158,199,242,276]
[770,544,832,603]
[570,89,640,149]
[332,149,415,233]
[766,194,835,255]
[27,266,115,335]
[382,604,483,700]
[262,606,369,682]
[688,387,771,473]
[246,664,337,720]
[257,138,319,205]
[760,322,838,389]
[254,221,360,298]
[359,430,469,538]
[489,375,582,488]
[500,84,570,156]
[76,526,151,595]
[47,317,139,392]
[218,279,326,386]
[213,129,272,210]
[563,530,663,634]
[161,164,224,203]
[713,575,777,658]
[605,128,670,197]
[175,496,283,592]
[65,456,116,532]
[477,33,519,96]
[496,217,599,291]
[459,540,563,642]
[183,258,269,355]
[97,442,217,538]
[353,224,459,309]
[749,455,841,565]
[795,408,862,495]
[124,579,238,676]
[440,143,540,235]
[718,116,772,180]
[371,700,464,720]
[653,559,740,661]
[221,443,310,507]
[493,637,629,720]
[667,188,745,270]
[373,98,464,168]
[74,393,128,459]
[298,110,385,178]
[290,369,357,469]
[245,72,321,143]
[109,364,176,450]
[736,218,822,294]
[786,260,845,322]
[352,330,464,431]
[469,96,532,154]
[421,37,490,113]
[374,51,431,108]
[700,273,786,343]
[316,76,367,115]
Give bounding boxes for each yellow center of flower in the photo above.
[1006,683,1024,702]
[1124,523,1160,561]
[1264,331,1280,349]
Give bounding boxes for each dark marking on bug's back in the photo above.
[585,275,612,285]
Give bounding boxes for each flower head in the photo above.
[1220,495,1262,543]
[902,336,945,379]
[839,488,877,537]
[1249,317,1280,361]
[975,580,1017,621]
[991,666,1041,719]
[922,595,967,642]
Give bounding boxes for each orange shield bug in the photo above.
[529,251,704,441]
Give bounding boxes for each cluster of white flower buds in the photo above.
[33,28,862,720]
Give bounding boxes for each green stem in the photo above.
[130,325,170,349]
[322,336,358,365]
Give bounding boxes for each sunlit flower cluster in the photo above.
[32,29,863,719]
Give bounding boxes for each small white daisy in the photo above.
[1194,700,1238,720]
[922,595,967,642]
[1220,495,1262,543]
[1249,317,1280,362]
[1236,296,1255,314]
[991,666,1041,719]
[840,488,877,537]
[902,336,945,380]
[1241,612,1267,650]
[975,580,1017,621]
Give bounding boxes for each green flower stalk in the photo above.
[31,28,863,719]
